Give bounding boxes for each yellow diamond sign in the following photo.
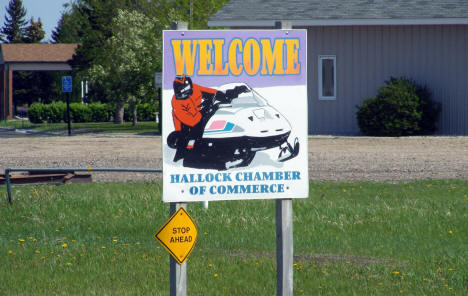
[154,207,198,264]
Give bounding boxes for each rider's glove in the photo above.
[214,91,230,103]
[225,85,249,101]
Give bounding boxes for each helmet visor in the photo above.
[175,83,192,99]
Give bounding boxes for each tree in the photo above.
[69,0,228,123]
[13,17,47,109]
[1,0,28,43]
[70,0,149,71]
[83,9,164,125]
[69,0,160,123]
[156,0,229,29]
[51,12,81,43]
[23,17,45,43]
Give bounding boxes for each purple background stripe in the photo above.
[163,30,307,89]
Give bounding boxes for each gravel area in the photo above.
[307,136,468,181]
[0,133,162,182]
[1,131,468,182]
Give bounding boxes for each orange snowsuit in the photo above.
[171,84,218,131]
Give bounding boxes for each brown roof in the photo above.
[0,43,78,63]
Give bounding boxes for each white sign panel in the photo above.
[162,30,308,202]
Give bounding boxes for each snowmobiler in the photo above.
[167,77,299,170]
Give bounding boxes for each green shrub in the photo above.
[28,103,44,123]
[46,101,66,123]
[123,104,131,122]
[28,102,157,124]
[138,103,158,121]
[356,77,441,136]
[88,103,109,122]
[123,103,158,122]
[69,103,91,123]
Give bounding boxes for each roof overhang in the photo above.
[208,18,468,27]
[4,62,73,71]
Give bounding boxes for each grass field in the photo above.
[0,119,159,134]
[1,180,467,295]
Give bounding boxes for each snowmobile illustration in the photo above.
[167,82,299,170]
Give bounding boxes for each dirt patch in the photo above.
[1,133,467,182]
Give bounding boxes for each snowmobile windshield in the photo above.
[230,88,267,107]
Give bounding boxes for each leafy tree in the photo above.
[156,0,229,29]
[70,0,150,71]
[1,0,28,43]
[83,9,164,125]
[69,0,159,123]
[23,17,45,43]
[68,0,228,123]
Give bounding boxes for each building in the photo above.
[208,0,468,135]
[0,43,78,120]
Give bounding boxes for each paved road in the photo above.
[0,128,28,138]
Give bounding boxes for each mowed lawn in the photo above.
[0,120,159,134]
[1,180,467,295]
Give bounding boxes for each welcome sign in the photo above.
[162,30,308,202]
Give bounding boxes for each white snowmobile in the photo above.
[167,83,299,170]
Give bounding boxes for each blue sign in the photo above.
[62,76,72,93]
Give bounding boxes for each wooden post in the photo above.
[170,21,189,296]
[2,67,14,120]
[275,19,294,296]
[0,65,5,120]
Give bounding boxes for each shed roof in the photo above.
[208,0,468,27]
[0,43,78,63]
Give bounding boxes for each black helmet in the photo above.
[173,75,193,100]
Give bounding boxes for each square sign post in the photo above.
[62,76,72,136]
[159,22,308,296]
[154,72,163,134]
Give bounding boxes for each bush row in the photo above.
[28,102,158,124]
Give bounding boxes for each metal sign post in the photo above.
[276,199,293,295]
[275,21,294,296]
[170,21,188,296]
[62,76,72,136]
[155,72,163,134]
[155,207,197,264]
[168,203,188,296]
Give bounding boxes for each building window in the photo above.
[318,55,336,100]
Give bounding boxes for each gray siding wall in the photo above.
[307,25,468,135]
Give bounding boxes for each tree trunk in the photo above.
[130,101,137,126]
[114,101,125,124]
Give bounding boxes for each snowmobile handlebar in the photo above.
[198,85,249,113]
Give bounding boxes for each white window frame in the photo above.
[318,55,337,100]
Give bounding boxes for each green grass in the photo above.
[1,180,467,295]
[0,119,159,134]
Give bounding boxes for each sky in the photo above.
[0,0,69,42]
